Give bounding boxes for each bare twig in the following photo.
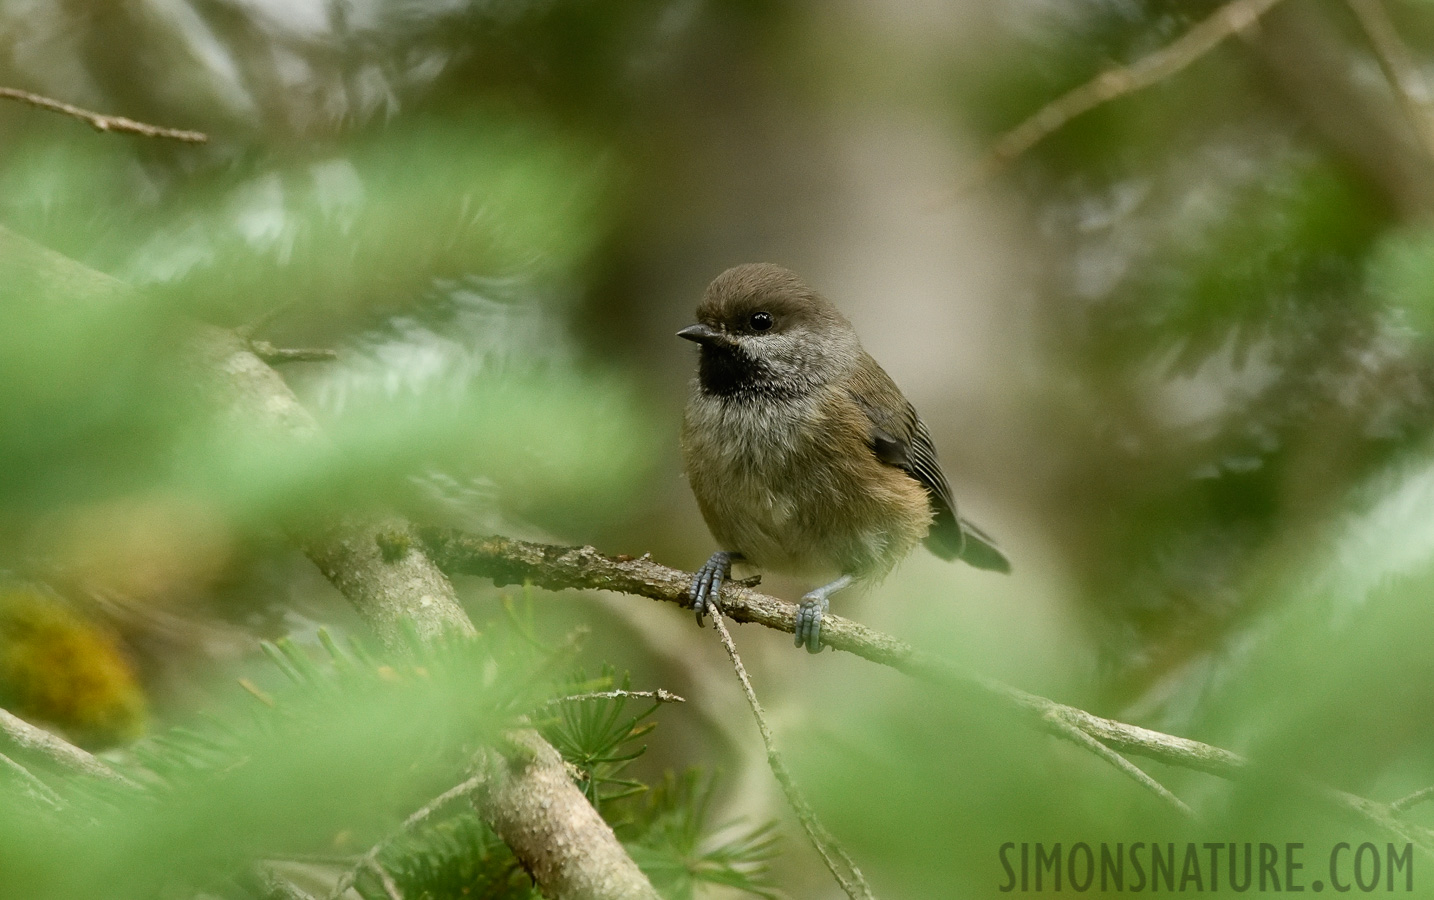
[365,859,404,900]
[1345,0,1434,161]
[1040,711,1191,817]
[254,865,320,900]
[955,0,1286,193]
[709,609,876,900]
[0,707,138,789]
[0,751,64,810]
[250,340,339,364]
[0,87,208,143]
[542,688,685,708]
[327,774,484,900]
[1392,786,1434,814]
[418,528,1434,854]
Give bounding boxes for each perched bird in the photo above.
[679,263,1010,653]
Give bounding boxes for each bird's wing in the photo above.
[847,354,1010,572]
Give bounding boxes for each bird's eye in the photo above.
[748,311,774,332]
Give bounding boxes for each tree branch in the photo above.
[0,707,137,789]
[0,750,65,810]
[475,730,661,900]
[1345,0,1434,162]
[0,87,208,143]
[1038,710,1191,817]
[1392,786,1434,815]
[0,224,660,900]
[1249,2,1434,218]
[955,0,1287,192]
[187,330,661,900]
[248,340,339,365]
[417,527,1434,853]
[328,774,486,900]
[543,689,686,708]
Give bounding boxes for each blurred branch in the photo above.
[189,331,662,900]
[329,773,486,900]
[1345,0,1434,161]
[955,0,1285,193]
[1037,709,1192,817]
[1249,2,1434,217]
[0,751,65,810]
[189,325,480,649]
[709,608,877,900]
[0,707,137,789]
[0,224,661,900]
[365,860,403,900]
[253,865,320,900]
[248,340,338,364]
[1392,786,1434,814]
[0,87,208,143]
[419,528,1434,852]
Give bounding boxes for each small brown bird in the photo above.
[679,263,1009,653]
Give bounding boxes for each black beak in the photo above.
[677,323,724,345]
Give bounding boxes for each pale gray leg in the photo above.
[794,574,854,654]
[691,551,742,627]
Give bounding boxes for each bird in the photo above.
[678,263,1010,653]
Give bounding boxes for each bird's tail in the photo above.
[924,511,1011,573]
[957,516,1011,573]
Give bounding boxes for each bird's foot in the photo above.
[793,574,854,654]
[691,551,740,627]
[794,593,829,654]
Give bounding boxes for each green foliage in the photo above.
[11,0,1434,896]
[623,770,782,900]
[0,617,783,900]
[369,814,540,900]
[0,625,547,899]
[1368,225,1434,338]
[539,667,665,811]
[1133,157,1382,371]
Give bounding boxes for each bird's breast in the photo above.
[680,385,931,583]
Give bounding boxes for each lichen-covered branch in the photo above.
[418,527,1434,853]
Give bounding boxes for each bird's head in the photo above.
[678,263,860,399]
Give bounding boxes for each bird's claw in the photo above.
[794,592,829,654]
[691,551,735,627]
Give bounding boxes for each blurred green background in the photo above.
[3,0,1434,897]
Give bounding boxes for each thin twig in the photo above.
[0,707,138,788]
[254,865,320,900]
[0,751,64,810]
[953,0,1286,193]
[709,609,877,900]
[1392,786,1434,814]
[1040,711,1191,817]
[1345,0,1434,161]
[326,773,485,900]
[0,87,208,143]
[365,859,404,900]
[250,341,339,364]
[418,528,1434,854]
[542,688,686,708]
